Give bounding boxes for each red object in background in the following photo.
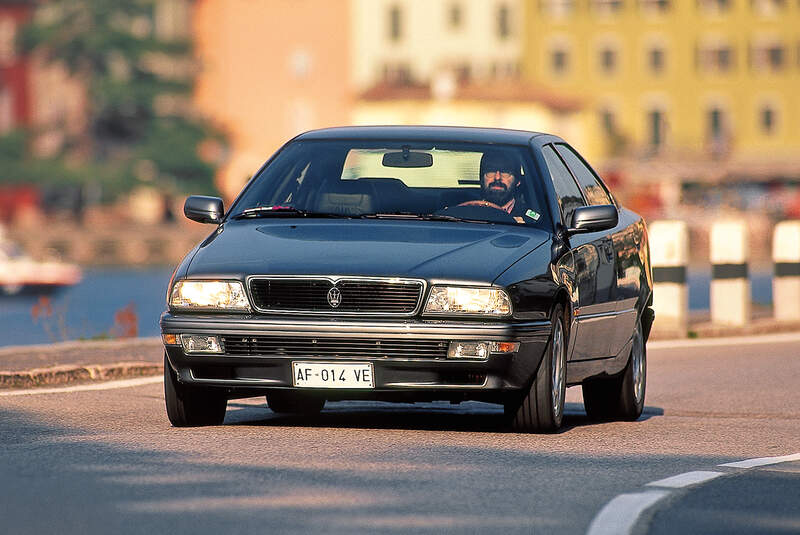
[603,169,623,189]
[0,185,40,223]
[111,303,139,339]
[786,190,800,219]
[0,3,34,127]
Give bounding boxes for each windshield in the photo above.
[229,140,552,228]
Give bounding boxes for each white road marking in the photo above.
[719,453,800,469]
[646,471,725,488]
[0,376,163,397]
[648,331,800,350]
[586,452,800,534]
[585,490,669,535]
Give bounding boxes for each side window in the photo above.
[555,144,612,206]
[541,144,585,224]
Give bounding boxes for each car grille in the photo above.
[248,278,424,315]
[220,336,448,359]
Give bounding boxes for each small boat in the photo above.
[0,229,82,296]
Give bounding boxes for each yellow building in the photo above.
[522,0,800,168]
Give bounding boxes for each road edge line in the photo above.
[719,452,800,469]
[645,470,724,489]
[586,490,670,535]
[586,452,800,534]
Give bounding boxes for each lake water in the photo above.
[0,267,175,347]
[0,267,774,347]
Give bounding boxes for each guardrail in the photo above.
[650,219,800,337]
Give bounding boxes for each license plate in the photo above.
[292,362,375,389]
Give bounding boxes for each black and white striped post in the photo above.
[650,220,689,336]
[773,221,800,321]
[710,221,750,326]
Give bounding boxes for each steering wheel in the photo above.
[457,199,507,211]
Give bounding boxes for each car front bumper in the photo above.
[160,313,551,402]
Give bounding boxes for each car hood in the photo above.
[187,220,550,283]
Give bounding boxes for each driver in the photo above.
[459,150,527,217]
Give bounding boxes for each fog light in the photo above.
[490,341,520,353]
[162,333,179,345]
[448,341,490,360]
[180,334,223,354]
[447,341,520,359]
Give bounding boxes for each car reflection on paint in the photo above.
[160,126,653,433]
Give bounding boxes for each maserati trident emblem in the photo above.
[327,287,342,308]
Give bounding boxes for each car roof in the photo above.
[295,125,556,146]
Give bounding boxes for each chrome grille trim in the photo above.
[220,335,449,359]
[246,276,426,316]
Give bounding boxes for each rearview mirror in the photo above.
[382,151,433,168]
[184,195,224,224]
[567,205,618,235]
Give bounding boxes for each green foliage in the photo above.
[9,0,226,198]
[0,130,137,198]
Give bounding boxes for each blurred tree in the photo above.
[5,0,226,198]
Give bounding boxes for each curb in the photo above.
[0,362,162,390]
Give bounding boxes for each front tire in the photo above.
[506,304,567,433]
[164,354,227,427]
[582,315,646,421]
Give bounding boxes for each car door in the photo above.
[540,144,610,360]
[555,143,623,359]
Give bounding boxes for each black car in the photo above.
[161,126,653,433]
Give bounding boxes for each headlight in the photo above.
[423,286,511,316]
[169,280,250,311]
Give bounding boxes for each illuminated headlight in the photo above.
[180,334,223,354]
[169,280,250,311]
[424,286,512,316]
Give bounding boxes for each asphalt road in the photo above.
[1,333,798,534]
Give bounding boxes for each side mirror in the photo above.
[184,195,224,224]
[567,204,618,235]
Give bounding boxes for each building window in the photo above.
[600,108,616,136]
[760,105,776,135]
[697,0,731,13]
[541,0,575,17]
[551,47,570,75]
[751,0,786,16]
[382,63,413,85]
[647,109,666,150]
[600,47,618,74]
[698,43,735,73]
[491,61,519,79]
[448,3,463,29]
[708,107,725,141]
[706,105,731,156]
[751,42,785,72]
[497,4,511,39]
[592,0,625,14]
[648,46,666,74]
[640,0,670,13]
[388,5,402,42]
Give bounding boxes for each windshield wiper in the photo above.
[359,212,490,224]
[233,206,348,219]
